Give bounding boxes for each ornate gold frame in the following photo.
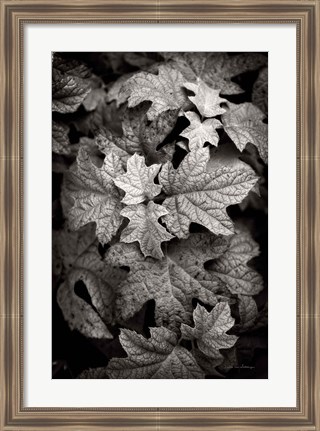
[0,1,319,429]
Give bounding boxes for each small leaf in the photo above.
[180,111,222,150]
[121,64,189,120]
[222,102,268,163]
[120,202,174,259]
[184,79,227,118]
[181,303,238,359]
[114,153,161,205]
[159,147,258,238]
[106,327,204,379]
[66,147,124,245]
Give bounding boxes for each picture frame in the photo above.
[0,0,319,429]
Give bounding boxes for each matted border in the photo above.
[0,1,319,430]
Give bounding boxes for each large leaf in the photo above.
[105,237,226,331]
[222,102,268,163]
[120,202,174,259]
[106,327,204,378]
[57,244,126,340]
[181,303,238,359]
[164,52,267,95]
[209,229,264,295]
[121,64,189,120]
[184,80,226,118]
[180,111,222,151]
[114,153,161,204]
[66,147,124,245]
[159,147,258,238]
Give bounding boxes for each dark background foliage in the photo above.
[52,52,268,379]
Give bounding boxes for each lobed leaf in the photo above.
[159,147,258,238]
[106,327,204,379]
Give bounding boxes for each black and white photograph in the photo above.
[52,51,268,379]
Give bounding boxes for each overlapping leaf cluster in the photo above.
[52,52,268,379]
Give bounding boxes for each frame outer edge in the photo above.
[313,2,320,431]
[0,0,318,430]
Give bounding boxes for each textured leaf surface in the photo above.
[252,67,268,115]
[120,202,174,259]
[106,73,134,107]
[106,327,204,378]
[164,52,267,95]
[209,229,264,295]
[114,154,161,204]
[222,103,268,163]
[53,54,91,78]
[184,80,226,118]
[121,65,189,120]
[57,244,124,339]
[106,238,226,331]
[180,112,221,151]
[159,147,258,238]
[238,295,258,330]
[95,131,130,167]
[52,121,71,155]
[53,224,96,276]
[52,68,91,114]
[181,303,238,359]
[66,147,124,245]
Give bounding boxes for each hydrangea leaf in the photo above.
[252,66,268,116]
[159,147,258,239]
[181,303,238,359]
[180,111,222,151]
[114,153,161,205]
[66,147,124,245]
[121,64,189,120]
[106,73,135,107]
[57,244,126,340]
[105,239,226,332]
[52,224,96,277]
[209,229,264,295]
[100,104,178,164]
[106,327,204,379]
[52,68,91,114]
[193,348,225,378]
[120,202,174,259]
[164,52,267,95]
[82,87,107,112]
[238,295,259,330]
[52,121,71,155]
[167,233,228,294]
[222,102,268,163]
[53,54,91,78]
[95,131,130,168]
[124,52,159,69]
[184,79,227,118]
